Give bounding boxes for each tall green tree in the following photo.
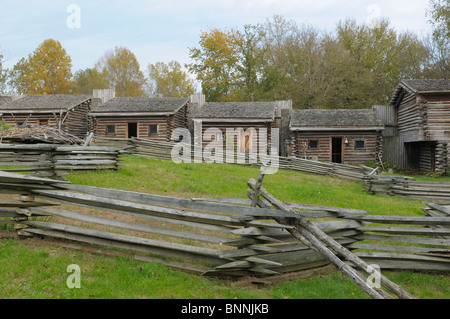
[336,18,429,104]
[425,0,449,78]
[95,46,146,97]
[187,28,243,101]
[8,39,73,95]
[147,61,195,97]
[72,68,109,94]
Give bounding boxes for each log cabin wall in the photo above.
[397,90,422,142]
[292,130,381,165]
[65,100,91,139]
[198,122,274,154]
[93,116,171,142]
[418,94,450,141]
[1,114,60,128]
[385,79,450,173]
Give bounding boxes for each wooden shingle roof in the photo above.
[90,97,189,116]
[290,108,383,131]
[0,94,92,113]
[390,79,450,105]
[194,102,276,122]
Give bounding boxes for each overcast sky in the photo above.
[0,0,434,74]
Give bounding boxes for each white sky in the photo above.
[0,0,434,74]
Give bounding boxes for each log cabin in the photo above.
[287,108,384,165]
[192,101,281,154]
[89,97,190,141]
[375,79,450,173]
[0,94,92,139]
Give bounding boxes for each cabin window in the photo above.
[355,140,365,150]
[106,125,116,134]
[38,119,49,126]
[309,140,318,149]
[149,125,158,135]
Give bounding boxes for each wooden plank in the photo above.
[30,207,231,245]
[24,221,226,264]
[57,184,289,219]
[359,226,450,237]
[349,215,450,226]
[24,227,226,266]
[354,233,450,247]
[0,200,58,208]
[347,242,450,256]
[32,189,245,227]
[353,251,450,263]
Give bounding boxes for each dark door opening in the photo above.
[331,137,342,163]
[127,122,138,138]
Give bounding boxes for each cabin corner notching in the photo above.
[376,79,450,174]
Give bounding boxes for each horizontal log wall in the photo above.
[93,116,171,141]
[292,131,381,165]
[1,101,92,140]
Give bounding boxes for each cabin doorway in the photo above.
[127,122,138,138]
[331,137,343,163]
[238,130,253,153]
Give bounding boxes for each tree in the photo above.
[336,18,429,104]
[425,0,449,78]
[8,39,73,94]
[95,46,146,97]
[147,61,195,97]
[0,52,7,94]
[72,68,109,94]
[187,28,243,102]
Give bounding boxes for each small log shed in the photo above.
[376,79,450,174]
[89,97,190,142]
[287,108,384,165]
[192,101,280,154]
[0,94,92,139]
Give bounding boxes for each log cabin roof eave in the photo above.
[289,126,384,132]
[0,96,91,113]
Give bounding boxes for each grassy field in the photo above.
[0,155,448,299]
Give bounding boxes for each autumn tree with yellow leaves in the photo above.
[9,39,73,95]
[95,46,146,97]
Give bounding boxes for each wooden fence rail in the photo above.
[0,143,131,179]
[0,169,448,281]
[93,137,371,181]
[364,175,450,203]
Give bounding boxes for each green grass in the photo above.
[1,238,448,299]
[0,155,448,299]
[66,155,425,217]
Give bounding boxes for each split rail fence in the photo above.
[94,137,450,202]
[94,137,371,181]
[364,175,450,203]
[0,143,131,179]
[0,170,448,285]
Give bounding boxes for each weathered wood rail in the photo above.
[0,143,131,179]
[364,175,450,203]
[0,170,448,285]
[93,137,371,180]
